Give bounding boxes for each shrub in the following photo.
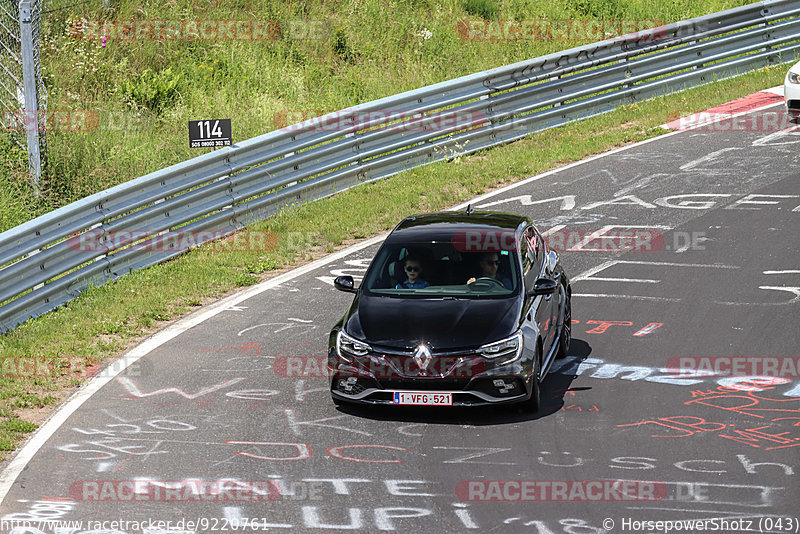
[121,68,182,115]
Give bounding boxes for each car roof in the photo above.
[386,211,531,244]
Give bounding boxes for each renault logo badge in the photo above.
[413,344,432,371]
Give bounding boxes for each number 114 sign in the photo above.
[189,119,232,148]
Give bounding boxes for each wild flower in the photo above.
[417,28,433,40]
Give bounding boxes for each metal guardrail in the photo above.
[1,0,799,333]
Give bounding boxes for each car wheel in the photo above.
[556,288,571,359]
[331,394,345,407]
[524,347,542,412]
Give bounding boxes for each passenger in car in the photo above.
[396,256,430,289]
[467,252,512,289]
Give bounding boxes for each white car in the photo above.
[786,60,800,121]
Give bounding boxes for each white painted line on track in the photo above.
[572,260,740,283]
[573,293,681,302]
[0,93,787,506]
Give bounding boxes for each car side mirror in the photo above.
[528,277,557,297]
[334,275,357,293]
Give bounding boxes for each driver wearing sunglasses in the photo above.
[396,256,430,289]
[467,252,512,289]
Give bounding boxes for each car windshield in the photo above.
[362,240,520,298]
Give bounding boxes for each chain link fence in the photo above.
[0,1,26,151]
[0,0,44,188]
[0,0,102,190]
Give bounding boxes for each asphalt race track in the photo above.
[1,100,799,533]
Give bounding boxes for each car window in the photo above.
[520,235,531,275]
[362,240,520,298]
[521,226,540,290]
[531,228,545,275]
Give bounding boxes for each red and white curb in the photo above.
[661,86,786,130]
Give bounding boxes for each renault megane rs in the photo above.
[328,210,571,412]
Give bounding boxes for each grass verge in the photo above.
[0,63,790,459]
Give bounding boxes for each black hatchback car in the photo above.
[328,210,571,411]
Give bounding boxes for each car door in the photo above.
[521,227,554,360]
[532,227,559,353]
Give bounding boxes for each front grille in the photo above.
[370,344,479,358]
[378,378,471,391]
[788,100,800,111]
[363,350,485,380]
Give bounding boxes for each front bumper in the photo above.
[328,348,535,406]
[785,73,800,116]
[330,385,529,407]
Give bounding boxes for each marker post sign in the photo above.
[189,119,232,148]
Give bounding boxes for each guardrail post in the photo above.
[19,0,41,195]
[757,15,775,64]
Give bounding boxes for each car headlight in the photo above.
[789,71,800,84]
[337,330,372,361]
[479,332,523,363]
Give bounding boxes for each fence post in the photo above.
[19,0,42,195]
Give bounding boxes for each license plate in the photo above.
[392,391,452,406]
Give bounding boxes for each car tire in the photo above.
[524,347,542,412]
[556,287,571,359]
[331,395,345,407]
